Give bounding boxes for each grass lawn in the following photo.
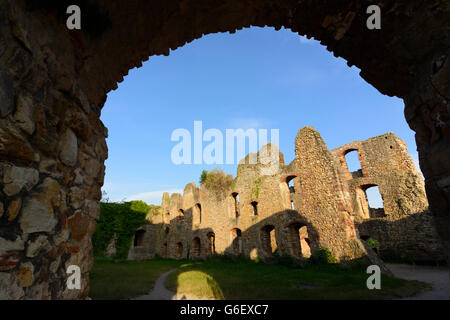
[89,257,184,300]
[165,256,431,300]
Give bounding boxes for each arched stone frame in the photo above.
[133,229,146,247]
[250,201,259,216]
[0,1,448,299]
[193,203,202,226]
[259,224,277,256]
[285,222,311,258]
[230,192,240,219]
[161,242,168,259]
[175,242,183,259]
[279,174,300,210]
[191,237,201,259]
[207,232,216,256]
[230,228,243,255]
[358,183,386,218]
[343,148,364,178]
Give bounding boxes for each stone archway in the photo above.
[0,0,448,299]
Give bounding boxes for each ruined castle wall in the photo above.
[332,133,444,262]
[133,128,390,271]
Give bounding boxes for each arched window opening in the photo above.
[287,223,311,258]
[179,208,184,216]
[207,232,215,255]
[193,203,202,225]
[345,150,363,177]
[176,242,183,259]
[162,242,168,258]
[260,225,276,255]
[290,200,295,210]
[134,230,145,247]
[191,237,201,259]
[251,201,258,216]
[286,176,296,194]
[363,185,385,218]
[231,228,242,255]
[232,192,240,218]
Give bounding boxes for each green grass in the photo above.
[89,257,184,300]
[165,256,431,300]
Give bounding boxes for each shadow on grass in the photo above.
[165,255,431,300]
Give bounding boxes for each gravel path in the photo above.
[133,269,208,300]
[387,263,450,300]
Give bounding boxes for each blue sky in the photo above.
[100,27,420,206]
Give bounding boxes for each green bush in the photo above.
[366,237,377,250]
[92,201,151,260]
[199,170,208,185]
[310,247,337,265]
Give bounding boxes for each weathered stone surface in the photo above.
[0,273,24,299]
[3,165,39,197]
[0,0,448,300]
[68,211,96,243]
[49,255,61,274]
[38,158,62,178]
[26,235,51,258]
[6,198,22,222]
[0,68,14,118]
[0,201,4,218]
[17,262,34,287]
[14,95,35,135]
[0,236,25,254]
[85,200,100,220]
[69,187,84,210]
[59,129,78,167]
[19,197,57,234]
[0,121,36,163]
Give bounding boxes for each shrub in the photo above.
[202,169,234,200]
[310,247,337,265]
[92,201,151,260]
[366,237,377,250]
[199,170,208,185]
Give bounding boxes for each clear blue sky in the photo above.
[100,27,420,206]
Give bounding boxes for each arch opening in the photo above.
[193,203,202,225]
[231,192,240,219]
[287,223,311,258]
[344,149,363,178]
[133,230,146,247]
[260,225,277,256]
[191,237,201,259]
[231,228,243,255]
[251,201,258,216]
[362,185,385,218]
[207,232,216,256]
[176,242,183,259]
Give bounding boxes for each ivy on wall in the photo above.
[92,200,155,259]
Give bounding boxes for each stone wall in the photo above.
[129,128,442,269]
[0,0,448,300]
[331,133,444,262]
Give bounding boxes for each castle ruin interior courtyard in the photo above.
[0,0,448,300]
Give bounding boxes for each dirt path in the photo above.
[133,269,209,300]
[387,263,450,300]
